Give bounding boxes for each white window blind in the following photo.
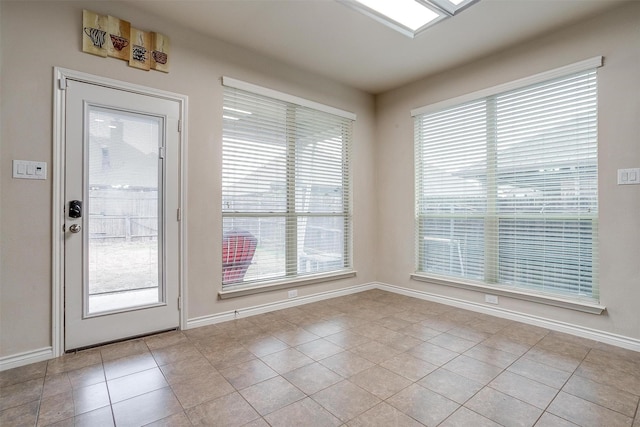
[222,83,353,289]
[415,68,599,301]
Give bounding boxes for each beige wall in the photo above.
[1,1,639,361]
[0,1,377,357]
[375,3,640,340]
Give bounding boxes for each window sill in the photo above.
[410,273,605,315]
[218,270,357,300]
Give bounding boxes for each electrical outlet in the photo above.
[288,289,298,298]
[485,294,499,304]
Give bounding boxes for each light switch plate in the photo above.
[13,160,47,180]
[618,168,640,185]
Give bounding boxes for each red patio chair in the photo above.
[222,230,257,284]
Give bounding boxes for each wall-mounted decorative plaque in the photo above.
[151,32,170,73]
[82,10,170,73]
[82,10,108,57]
[129,28,151,71]
[107,16,131,60]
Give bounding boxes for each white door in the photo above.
[64,79,181,350]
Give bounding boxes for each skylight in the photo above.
[341,0,480,38]
[353,0,440,31]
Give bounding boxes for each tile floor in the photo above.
[1,289,640,426]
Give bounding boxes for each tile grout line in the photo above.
[527,344,597,427]
[7,291,640,426]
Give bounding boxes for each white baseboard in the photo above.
[191,281,640,352]
[4,280,638,371]
[0,347,53,372]
[375,282,640,352]
[187,283,376,329]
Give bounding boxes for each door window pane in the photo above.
[87,107,163,314]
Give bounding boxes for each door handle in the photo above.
[69,224,82,233]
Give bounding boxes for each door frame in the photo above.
[52,67,188,357]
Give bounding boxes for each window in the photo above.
[414,63,600,301]
[222,78,354,291]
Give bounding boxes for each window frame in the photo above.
[411,58,605,314]
[219,78,356,298]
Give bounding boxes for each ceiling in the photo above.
[124,0,626,94]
